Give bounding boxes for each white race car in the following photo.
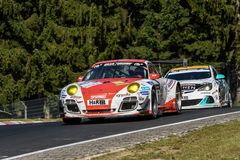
[60,59,182,124]
[165,65,232,109]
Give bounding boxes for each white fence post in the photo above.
[21,101,27,119]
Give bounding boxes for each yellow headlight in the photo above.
[127,83,140,93]
[67,85,78,96]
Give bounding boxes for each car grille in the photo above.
[65,99,80,112]
[182,99,202,106]
[121,102,137,110]
[119,97,138,111]
[122,97,137,102]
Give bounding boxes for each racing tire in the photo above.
[175,84,182,114]
[151,90,159,119]
[62,118,82,124]
[227,93,233,108]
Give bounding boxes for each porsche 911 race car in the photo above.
[60,59,182,124]
[165,65,232,109]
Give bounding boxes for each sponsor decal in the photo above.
[81,81,102,88]
[147,81,154,85]
[103,62,129,66]
[116,93,131,97]
[70,96,82,99]
[140,91,149,95]
[141,86,150,91]
[87,99,109,106]
[113,81,129,86]
[61,95,67,98]
[167,79,176,89]
[70,96,82,102]
[167,79,174,87]
[181,84,195,90]
[91,94,107,99]
[61,90,67,98]
[101,62,145,66]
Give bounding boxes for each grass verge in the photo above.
[92,120,240,160]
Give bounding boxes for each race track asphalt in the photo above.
[0,107,240,159]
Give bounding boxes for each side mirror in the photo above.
[76,76,84,82]
[216,74,225,79]
[149,73,159,80]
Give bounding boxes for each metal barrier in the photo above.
[0,95,60,119]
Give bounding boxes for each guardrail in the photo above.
[0,95,60,119]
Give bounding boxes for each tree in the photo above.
[0,0,239,105]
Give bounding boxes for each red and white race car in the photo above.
[60,59,182,124]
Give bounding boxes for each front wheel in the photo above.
[151,90,159,119]
[175,85,182,113]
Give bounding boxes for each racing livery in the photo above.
[165,65,232,109]
[60,59,181,124]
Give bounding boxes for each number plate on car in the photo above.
[87,99,109,106]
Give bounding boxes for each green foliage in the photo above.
[0,0,239,105]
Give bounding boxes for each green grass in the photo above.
[92,120,240,160]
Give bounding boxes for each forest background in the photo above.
[0,0,239,106]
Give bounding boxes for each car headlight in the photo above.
[127,83,140,93]
[67,85,78,95]
[198,83,212,91]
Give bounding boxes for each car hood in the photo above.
[77,78,141,110]
[79,78,141,94]
[178,78,213,85]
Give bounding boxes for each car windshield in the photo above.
[83,62,148,81]
[166,71,211,80]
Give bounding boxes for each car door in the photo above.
[148,64,167,105]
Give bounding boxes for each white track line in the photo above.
[4,110,240,160]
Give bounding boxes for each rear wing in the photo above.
[151,59,188,66]
[151,59,188,76]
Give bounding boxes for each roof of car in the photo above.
[94,59,146,65]
[170,65,209,72]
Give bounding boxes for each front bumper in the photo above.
[181,95,219,109]
[181,89,220,109]
[61,96,151,119]
[62,109,150,119]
